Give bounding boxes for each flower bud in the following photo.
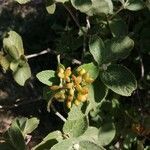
[66,101,72,109]
[78,68,86,76]
[83,73,94,84]
[67,95,74,101]
[58,67,64,74]
[75,84,82,92]
[74,99,80,106]
[76,76,82,84]
[50,85,61,91]
[81,86,88,94]
[65,76,70,82]
[58,72,65,79]
[69,88,74,96]
[65,67,72,77]
[77,93,87,102]
[72,75,82,85]
[66,82,73,89]
[54,91,66,101]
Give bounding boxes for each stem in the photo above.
[25,48,81,65]
[26,48,53,59]
[51,103,67,122]
[63,4,86,34]
[57,54,61,64]
[108,6,124,20]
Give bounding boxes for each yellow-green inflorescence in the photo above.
[50,66,94,108]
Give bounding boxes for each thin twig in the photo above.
[25,48,82,65]
[108,6,124,20]
[25,48,53,59]
[51,103,67,122]
[63,4,81,29]
[82,16,90,60]
[0,98,42,110]
[139,56,144,79]
[86,16,91,29]
[63,4,86,35]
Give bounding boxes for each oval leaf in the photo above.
[104,36,134,63]
[63,115,88,137]
[98,122,116,146]
[13,62,31,86]
[71,0,113,16]
[46,3,56,14]
[109,17,128,37]
[89,35,105,65]
[100,64,137,96]
[36,70,56,86]
[79,140,105,150]
[32,131,63,150]
[3,31,24,58]
[125,0,145,11]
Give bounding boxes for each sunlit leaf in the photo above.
[46,3,56,14]
[125,0,145,11]
[3,31,24,59]
[14,0,31,4]
[13,62,31,86]
[32,131,63,150]
[36,70,56,86]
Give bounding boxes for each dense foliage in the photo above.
[0,0,150,149]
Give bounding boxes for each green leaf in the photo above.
[89,36,134,65]
[14,0,31,4]
[32,131,63,150]
[100,64,137,96]
[46,3,56,14]
[71,0,113,16]
[89,0,113,15]
[125,0,145,11]
[78,127,100,144]
[51,138,77,150]
[4,125,26,150]
[23,118,39,136]
[63,104,88,137]
[63,115,88,137]
[77,62,99,80]
[36,70,56,86]
[56,0,69,3]
[10,60,19,72]
[3,31,24,59]
[13,62,31,86]
[12,117,39,137]
[104,36,134,63]
[109,16,128,37]
[71,0,92,15]
[51,138,105,150]
[67,104,85,120]
[0,55,10,71]
[79,141,105,150]
[86,77,108,114]
[89,35,105,65]
[98,122,116,146]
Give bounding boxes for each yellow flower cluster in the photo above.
[50,66,94,108]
